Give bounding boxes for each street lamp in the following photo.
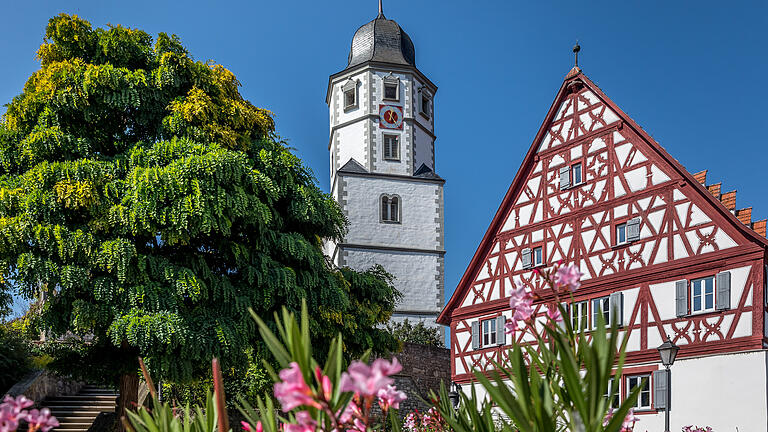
[448,382,461,411]
[657,336,679,432]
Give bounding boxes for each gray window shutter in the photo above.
[559,166,571,190]
[496,315,506,346]
[521,248,532,269]
[471,321,480,350]
[675,280,688,317]
[609,292,623,327]
[626,217,641,241]
[716,271,731,310]
[653,369,669,410]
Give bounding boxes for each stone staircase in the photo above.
[42,385,118,432]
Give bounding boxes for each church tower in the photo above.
[326,3,445,329]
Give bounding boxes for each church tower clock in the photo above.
[325,3,445,330]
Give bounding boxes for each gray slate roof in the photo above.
[347,14,416,68]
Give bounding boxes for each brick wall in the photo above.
[390,342,450,413]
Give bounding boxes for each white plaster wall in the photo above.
[342,176,441,249]
[413,126,434,171]
[343,248,442,315]
[335,122,367,171]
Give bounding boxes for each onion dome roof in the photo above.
[347,13,416,68]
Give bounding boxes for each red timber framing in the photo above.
[439,67,768,384]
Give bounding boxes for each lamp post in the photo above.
[657,337,679,432]
[448,382,461,411]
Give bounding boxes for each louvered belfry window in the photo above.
[383,134,400,161]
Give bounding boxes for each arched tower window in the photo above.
[380,194,401,223]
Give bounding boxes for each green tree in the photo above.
[386,319,445,348]
[0,13,399,418]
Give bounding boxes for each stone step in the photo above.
[48,408,112,415]
[54,416,100,423]
[50,395,117,401]
[45,399,116,406]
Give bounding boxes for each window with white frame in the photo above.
[592,296,611,328]
[572,162,583,185]
[570,301,588,331]
[616,223,627,245]
[626,374,651,410]
[604,377,619,409]
[383,134,400,161]
[420,90,432,119]
[482,318,497,347]
[691,276,715,313]
[380,195,400,223]
[532,246,543,267]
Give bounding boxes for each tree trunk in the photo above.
[117,372,139,432]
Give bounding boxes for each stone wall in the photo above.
[391,342,450,413]
[5,370,84,403]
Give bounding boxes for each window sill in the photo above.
[383,97,399,102]
[419,111,431,120]
[380,220,401,225]
[382,158,401,162]
[344,105,358,112]
[633,408,658,415]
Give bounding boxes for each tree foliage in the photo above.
[386,319,444,348]
[0,14,400,385]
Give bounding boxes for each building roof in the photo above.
[347,13,416,69]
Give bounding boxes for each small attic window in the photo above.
[383,73,399,101]
[342,79,358,111]
[419,88,432,119]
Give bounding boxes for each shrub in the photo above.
[0,324,32,393]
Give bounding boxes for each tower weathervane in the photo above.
[573,41,581,67]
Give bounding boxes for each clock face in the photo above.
[379,104,404,130]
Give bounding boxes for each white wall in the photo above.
[342,176,441,250]
[343,248,442,319]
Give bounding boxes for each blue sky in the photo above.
[2,1,767,318]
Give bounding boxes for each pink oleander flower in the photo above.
[546,305,563,322]
[241,421,251,431]
[315,367,333,401]
[339,358,402,396]
[283,411,317,432]
[274,362,320,411]
[2,396,33,416]
[554,264,583,291]
[509,282,534,321]
[0,408,19,432]
[614,408,639,432]
[338,398,361,424]
[26,408,59,432]
[377,385,407,411]
[504,320,517,336]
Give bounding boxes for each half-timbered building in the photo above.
[437,64,768,430]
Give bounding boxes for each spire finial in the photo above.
[573,41,581,67]
[378,0,383,16]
